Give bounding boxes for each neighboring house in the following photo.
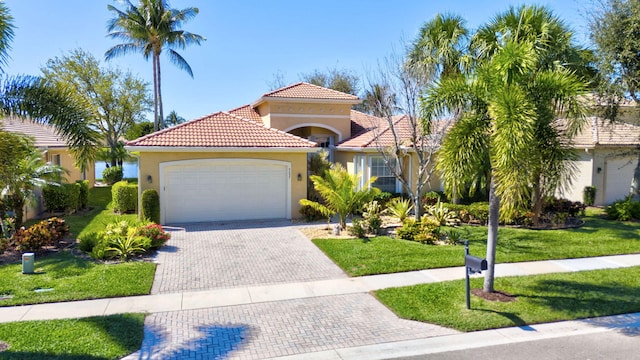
[560,105,640,206]
[1,117,96,219]
[126,82,441,224]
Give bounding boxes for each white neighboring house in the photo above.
[560,106,640,205]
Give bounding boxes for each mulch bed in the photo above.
[472,288,518,302]
[0,239,75,266]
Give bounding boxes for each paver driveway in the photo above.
[151,221,347,294]
[132,221,457,359]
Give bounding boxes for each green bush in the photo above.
[583,186,597,206]
[103,166,123,185]
[140,189,160,223]
[396,216,441,244]
[42,185,66,212]
[76,180,90,209]
[349,218,367,238]
[467,202,490,224]
[112,181,138,214]
[605,196,640,221]
[386,197,413,222]
[77,232,102,253]
[425,200,458,226]
[299,204,329,221]
[63,183,81,213]
[134,223,170,249]
[421,191,442,206]
[363,200,382,235]
[372,191,394,208]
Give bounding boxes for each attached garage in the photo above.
[161,159,290,224]
[604,156,635,204]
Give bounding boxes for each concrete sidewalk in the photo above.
[2,253,639,324]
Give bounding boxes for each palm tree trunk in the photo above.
[157,56,164,130]
[152,55,159,132]
[483,176,500,293]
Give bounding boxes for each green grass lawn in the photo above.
[0,186,155,307]
[313,211,640,276]
[65,186,138,238]
[375,266,640,332]
[0,313,144,359]
[0,251,155,306]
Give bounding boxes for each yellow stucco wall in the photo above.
[335,150,442,194]
[48,148,95,186]
[137,151,309,220]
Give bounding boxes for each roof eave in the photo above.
[252,96,361,108]
[125,146,320,153]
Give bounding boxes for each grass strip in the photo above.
[0,251,155,307]
[0,313,144,359]
[375,266,640,332]
[313,212,640,276]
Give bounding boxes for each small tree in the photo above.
[300,164,380,229]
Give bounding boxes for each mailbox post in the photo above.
[464,240,487,309]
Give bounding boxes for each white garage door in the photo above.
[161,159,289,223]
[605,156,635,204]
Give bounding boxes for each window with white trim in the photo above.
[354,154,365,189]
[370,156,398,193]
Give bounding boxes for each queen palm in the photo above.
[106,0,205,131]
[425,7,587,293]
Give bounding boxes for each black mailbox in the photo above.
[465,254,487,273]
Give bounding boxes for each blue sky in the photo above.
[5,0,590,122]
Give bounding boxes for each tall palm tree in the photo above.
[424,7,587,293]
[106,0,205,132]
[0,3,99,170]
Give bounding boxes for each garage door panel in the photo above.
[605,157,635,204]
[162,160,289,223]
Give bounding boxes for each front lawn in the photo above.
[0,251,155,307]
[0,313,144,359]
[312,210,640,276]
[375,266,640,332]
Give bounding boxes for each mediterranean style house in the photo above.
[1,117,95,220]
[126,82,441,224]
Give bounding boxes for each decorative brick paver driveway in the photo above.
[133,221,457,359]
[151,221,347,294]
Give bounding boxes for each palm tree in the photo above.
[424,6,587,293]
[300,164,380,229]
[4,147,63,228]
[106,0,205,132]
[0,3,99,170]
[164,110,185,127]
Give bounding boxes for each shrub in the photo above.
[103,166,123,185]
[396,216,441,244]
[62,183,81,213]
[141,189,160,223]
[386,197,413,222]
[134,223,170,249]
[76,180,90,209]
[42,185,66,212]
[103,219,149,261]
[605,196,640,221]
[363,200,383,235]
[583,186,597,206]
[543,198,585,218]
[299,204,329,222]
[112,181,138,214]
[425,200,458,226]
[11,217,69,252]
[421,191,441,206]
[78,232,102,253]
[0,237,9,254]
[467,202,490,224]
[372,191,394,208]
[349,218,367,238]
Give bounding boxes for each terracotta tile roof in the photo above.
[1,117,67,148]
[573,117,640,147]
[228,104,263,124]
[126,112,317,148]
[339,110,449,149]
[262,82,360,101]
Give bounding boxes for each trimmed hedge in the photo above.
[140,189,160,224]
[112,181,138,214]
[76,180,90,209]
[42,183,81,214]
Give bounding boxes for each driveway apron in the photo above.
[151,221,347,294]
[134,221,457,359]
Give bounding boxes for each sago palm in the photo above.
[300,164,380,229]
